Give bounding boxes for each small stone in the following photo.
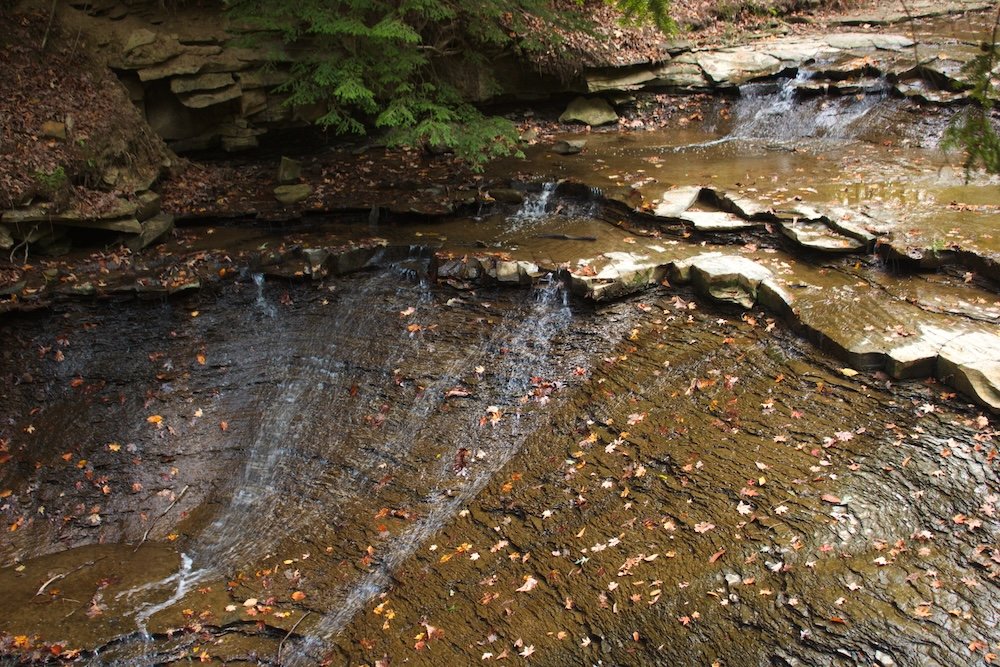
[135,191,161,221]
[519,127,539,143]
[130,213,174,250]
[274,184,312,205]
[123,28,157,54]
[41,121,67,140]
[558,96,618,126]
[495,260,522,283]
[652,186,701,218]
[278,156,302,185]
[551,139,587,155]
[301,248,329,279]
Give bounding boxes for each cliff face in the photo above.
[0,5,176,255]
[55,0,301,153]
[52,1,584,155]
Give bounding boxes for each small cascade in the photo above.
[191,268,431,572]
[731,70,809,138]
[252,272,277,318]
[512,182,556,223]
[285,279,617,663]
[729,69,891,142]
[131,553,196,632]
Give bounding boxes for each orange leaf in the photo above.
[291,591,306,601]
[708,548,726,564]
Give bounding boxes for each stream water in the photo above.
[1,79,999,666]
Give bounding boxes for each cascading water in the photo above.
[510,182,556,226]
[100,255,638,665]
[729,68,891,142]
[252,271,277,318]
[109,260,453,661]
[286,277,606,664]
[730,69,811,139]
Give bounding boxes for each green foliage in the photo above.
[34,166,67,194]
[941,8,1000,176]
[613,0,675,33]
[226,0,670,167]
[226,0,575,167]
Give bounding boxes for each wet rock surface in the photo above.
[1,3,1000,663]
[1,262,996,664]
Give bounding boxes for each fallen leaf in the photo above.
[516,576,539,592]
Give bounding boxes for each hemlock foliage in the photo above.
[942,7,1000,176]
[225,0,669,166]
[226,0,998,174]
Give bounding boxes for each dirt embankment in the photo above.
[0,8,170,213]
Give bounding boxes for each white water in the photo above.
[511,181,557,224]
[110,265,627,667]
[252,271,277,318]
[731,70,890,142]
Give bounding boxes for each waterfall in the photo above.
[252,272,277,318]
[285,278,584,664]
[729,69,890,142]
[512,182,556,223]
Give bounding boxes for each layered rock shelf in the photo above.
[54,0,998,153]
[427,181,1000,413]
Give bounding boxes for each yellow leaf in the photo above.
[147,415,163,425]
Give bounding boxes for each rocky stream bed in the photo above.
[2,2,1000,665]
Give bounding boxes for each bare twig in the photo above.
[40,0,58,51]
[898,0,921,67]
[9,224,36,264]
[135,484,190,551]
[277,611,311,661]
[36,557,106,596]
